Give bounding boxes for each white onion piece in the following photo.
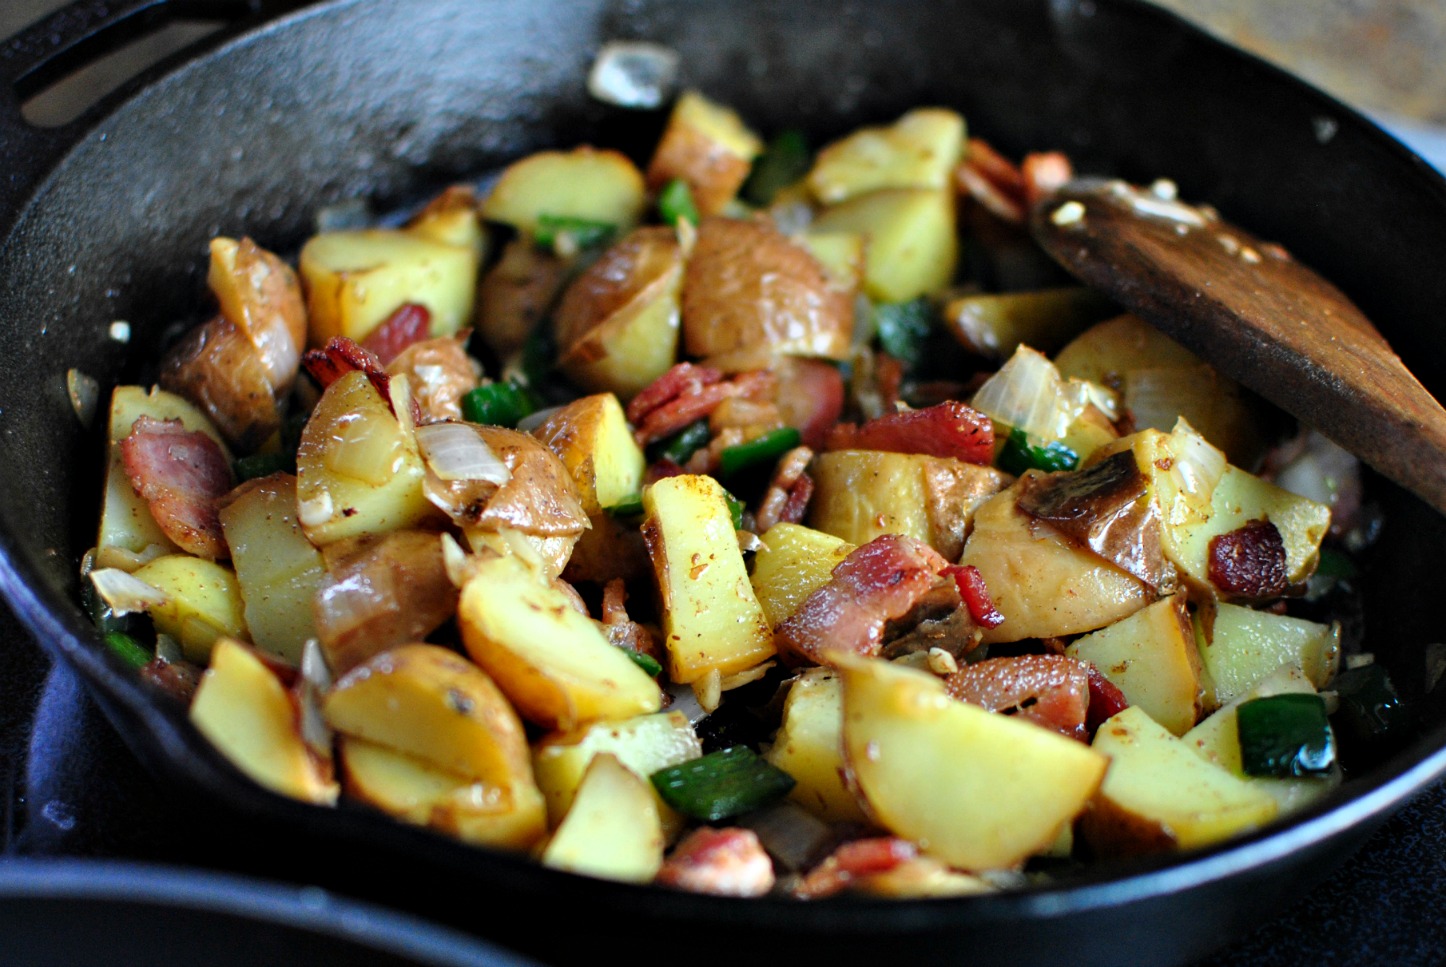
[587,41,679,109]
[516,405,563,435]
[666,681,710,727]
[1167,418,1227,511]
[737,801,834,873]
[416,422,511,484]
[971,345,1077,441]
[1274,430,1360,508]
[154,634,183,664]
[90,568,168,615]
[297,638,334,759]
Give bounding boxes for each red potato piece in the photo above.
[120,415,233,560]
[158,315,282,452]
[825,401,995,464]
[775,533,950,666]
[655,827,775,897]
[387,336,479,423]
[772,357,845,450]
[943,654,1091,741]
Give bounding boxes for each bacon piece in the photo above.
[360,303,431,366]
[772,357,845,449]
[754,445,815,532]
[139,657,202,704]
[628,363,776,446]
[940,563,1004,628]
[1208,518,1288,597]
[627,361,723,424]
[600,578,663,666]
[944,655,1091,741]
[304,336,421,424]
[1085,664,1131,736]
[655,827,775,897]
[957,138,1028,223]
[1021,151,1073,206]
[120,416,233,560]
[775,534,950,665]
[793,837,918,900]
[824,401,994,465]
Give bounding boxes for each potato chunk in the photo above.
[480,146,646,238]
[1197,604,1340,708]
[539,753,665,883]
[133,554,247,664]
[647,90,763,216]
[749,523,856,630]
[810,188,957,303]
[807,108,965,204]
[765,668,869,823]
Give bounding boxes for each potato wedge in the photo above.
[681,217,853,364]
[539,752,665,883]
[191,638,337,804]
[1197,604,1340,708]
[532,393,645,516]
[647,90,763,216]
[838,654,1107,870]
[749,523,856,630]
[300,228,478,345]
[323,643,534,787]
[458,554,662,730]
[132,554,247,664]
[764,668,869,824]
[554,227,683,399]
[431,779,549,850]
[474,236,571,361]
[807,108,965,204]
[217,473,325,666]
[480,146,646,238]
[642,474,774,684]
[809,451,1009,561]
[959,485,1152,644]
[207,236,307,395]
[1083,705,1279,855]
[1066,595,1203,736]
[810,188,957,303]
[405,184,487,258]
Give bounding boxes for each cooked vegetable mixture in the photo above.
[82,86,1392,898]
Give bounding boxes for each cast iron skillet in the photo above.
[2,1,1445,964]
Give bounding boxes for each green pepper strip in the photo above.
[462,379,538,428]
[658,178,700,227]
[1331,663,1409,745]
[722,489,745,530]
[998,427,1079,475]
[874,297,934,368]
[534,214,616,254]
[622,648,663,678]
[718,427,801,478]
[650,746,796,822]
[649,419,712,466]
[234,451,295,482]
[606,494,646,519]
[742,130,810,207]
[1236,693,1336,778]
[104,631,152,671]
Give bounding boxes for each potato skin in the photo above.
[681,217,853,364]
[159,314,280,452]
[554,227,682,358]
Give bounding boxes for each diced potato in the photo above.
[207,237,307,391]
[553,227,683,399]
[680,218,853,366]
[647,90,763,216]
[132,554,247,664]
[959,485,1153,644]
[838,655,1107,870]
[299,228,478,345]
[1055,314,1266,467]
[190,638,337,804]
[642,474,774,684]
[532,710,701,835]
[474,236,571,361]
[97,386,229,571]
[405,184,488,258]
[1197,604,1340,708]
[1181,663,1341,814]
[431,778,549,850]
[849,857,994,898]
[323,643,535,788]
[458,554,662,730]
[217,473,325,665]
[943,287,1113,362]
[532,393,646,515]
[539,753,665,883]
[764,669,869,824]
[1083,706,1279,855]
[807,108,965,204]
[808,451,1009,561]
[810,188,957,303]
[1066,595,1203,736]
[749,523,856,630]
[295,371,438,546]
[797,231,866,296]
[480,146,646,238]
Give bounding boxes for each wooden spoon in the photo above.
[1030,178,1446,517]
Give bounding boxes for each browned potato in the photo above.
[207,237,308,396]
[646,91,763,217]
[554,227,684,399]
[470,426,589,538]
[387,336,480,424]
[475,237,572,361]
[158,315,280,452]
[405,184,487,257]
[681,217,853,365]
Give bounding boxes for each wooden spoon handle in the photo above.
[1031,180,1446,517]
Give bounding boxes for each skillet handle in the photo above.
[0,0,305,224]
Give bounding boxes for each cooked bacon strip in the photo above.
[1021,151,1073,206]
[772,357,845,449]
[655,827,775,897]
[1208,518,1288,597]
[139,657,202,704]
[627,361,723,424]
[360,303,431,366]
[940,563,1004,628]
[957,138,1027,223]
[754,445,815,532]
[775,534,950,665]
[120,416,233,560]
[1085,664,1131,736]
[303,336,420,424]
[600,577,663,665]
[826,401,994,464]
[944,655,1091,741]
[629,363,776,445]
[793,837,918,900]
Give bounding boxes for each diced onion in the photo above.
[1167,418,1227,510]
[89,567,167,615]
[971,345,1077,440]
[440,531,474,588]
[297,638,334,758]
[1274,430,1359,509]
[737,801,834,873]
[587,41,679,109]
[720,660,774,692]
[416,422,511,484]
[693,667,723,714]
